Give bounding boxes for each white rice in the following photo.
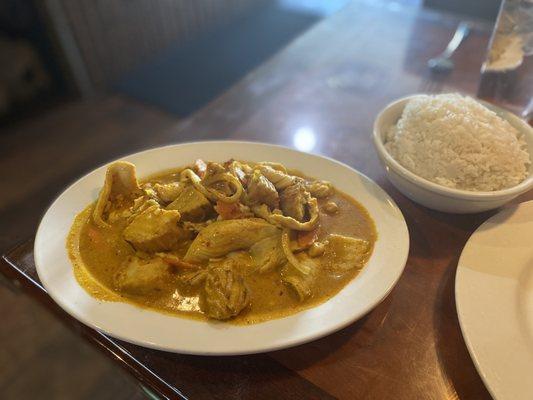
[384,93,530,191]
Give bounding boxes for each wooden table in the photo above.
[2,1,529,399]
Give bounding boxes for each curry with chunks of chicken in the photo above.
[67,159,376,323]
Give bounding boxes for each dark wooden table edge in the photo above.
[0,240,187,400]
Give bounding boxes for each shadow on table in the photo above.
[268,311,373,368]
[433,254,492,399]
[144,338,347,398]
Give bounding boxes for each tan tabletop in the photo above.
[3,1,530,399]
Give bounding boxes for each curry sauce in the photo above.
[67,162,377,324]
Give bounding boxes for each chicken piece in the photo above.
[258,162,287,173]
[225,160,250,184]
[184,218,280,263]
[257,165,298,190]
[321,234,370,274]
[202,163,239,198]
[93,161,142,227]
[201,260,250,320]
[123,204,190,252]
[116,256,171,295]
[246,171,279,209]
[306,180,333,198]
[249,234,286,273]
[153,182,184,204]
[123,197,159,221]
[109,196,160,225]
[280,183,308,222]
[281,253,318,301]
[203,162,226,180]
[166,185,213,221]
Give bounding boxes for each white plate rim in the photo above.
[35,140,410,355]
[455,200,533,400]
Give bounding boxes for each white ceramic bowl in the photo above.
[373,95,533,213]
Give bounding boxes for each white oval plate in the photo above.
[456,200,533,400]
[35,141,409,355]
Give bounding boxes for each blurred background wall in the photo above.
[0,0,500,123]
[49,0,268,92]
[0,0,335,120]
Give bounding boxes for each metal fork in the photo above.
[427,22,470,73]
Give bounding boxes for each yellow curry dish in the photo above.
[68,159,377,324]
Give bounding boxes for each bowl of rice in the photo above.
[373,93,533,213]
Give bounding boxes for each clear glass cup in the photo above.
[477,0,533,123]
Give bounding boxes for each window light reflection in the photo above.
[293,127,316,152]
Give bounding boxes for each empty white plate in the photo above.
[35,141,409,355]
[456,200,533,400]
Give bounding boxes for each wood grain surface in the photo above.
[2,1,530,399]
